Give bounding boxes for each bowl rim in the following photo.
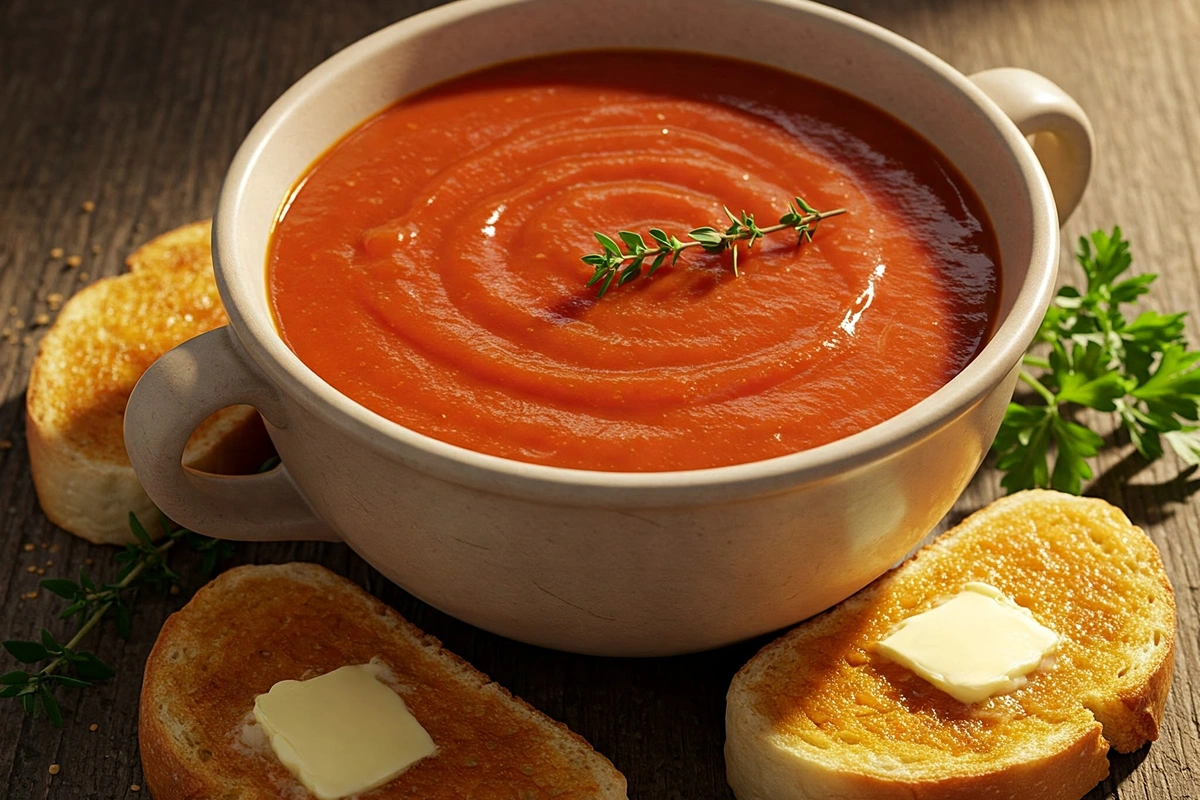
[213,0,1059,505]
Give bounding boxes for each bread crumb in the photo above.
[21,335,32,346]
[66,255,82,268]
[130,784,141,792]
[6,306,15,316]
[78,272,90,281]
[41,543,49,549]
[45,560,53,567]
[89,723,98,732]
[48,764,60,775]
[47,292,63,310]
[81,200,95,213]
[0,440,12,450]
[24,591,38,600]
[25,565,36,573]
[49,544,60,553]
[91,243,101,255]
[49,247,64,259]
[169,585,181,596]
[13,319,24,330]
[23,543,34,552]
[33,313,49,327]
[37,568,45,576]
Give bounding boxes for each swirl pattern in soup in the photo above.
[269,52,1000,471]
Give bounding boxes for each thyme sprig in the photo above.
[582,196,846,296]
[1,514,232,726]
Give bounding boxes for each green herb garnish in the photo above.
[1,514,232,726]
[993,227,1200,494]
[582,196,846,296]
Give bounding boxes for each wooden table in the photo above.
[1,0,1197,797]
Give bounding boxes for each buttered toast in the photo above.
[139,563,629,800]
[26,221,270,544]
[725,490,1175,800]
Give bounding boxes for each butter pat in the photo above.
[253,662,436,800]
[876,582,1059,704]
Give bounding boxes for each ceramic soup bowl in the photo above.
[124,0,1092,656]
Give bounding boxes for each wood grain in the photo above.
[0,0,1196,797]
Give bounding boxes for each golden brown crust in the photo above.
[125,219,213,273]
[1083,579,1176,754]
[137,700,213,800]
[740,726,1108,800]
[25,221,272,544]
[725,491,1176,800]
[140,563,628,800]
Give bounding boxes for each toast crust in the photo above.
[140,563,628,800]
[125,219,213,274]
[725,491,1175,800]
[26,221,271,544]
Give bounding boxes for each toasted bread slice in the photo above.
[726,490,1175,800]
[26,221,271,545]
[140,562,629,800]
[125,218,214,273]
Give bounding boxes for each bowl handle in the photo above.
[124,326,339,542]
[970,67,1095,224]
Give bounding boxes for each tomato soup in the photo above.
[268,52,1000,471]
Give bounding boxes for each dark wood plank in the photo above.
[0,0,1196,797]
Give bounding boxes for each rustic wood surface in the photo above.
[0,0,1197,797]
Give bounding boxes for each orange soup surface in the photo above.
[269,52,1000,471]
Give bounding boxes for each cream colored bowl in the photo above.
[124,0,1092,656]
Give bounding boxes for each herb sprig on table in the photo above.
[582,196,846,296]
[993,227,1200,494]
[1,514,232,726]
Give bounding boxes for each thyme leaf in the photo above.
[582,196,846,296]
[2,514,234,726]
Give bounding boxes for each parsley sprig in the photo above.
[993,227,1200,494]
[582,196,846,297]
[1,514,232,725]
